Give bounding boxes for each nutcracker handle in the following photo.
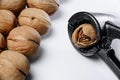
[103,21,120,39]
[98,49,120,79]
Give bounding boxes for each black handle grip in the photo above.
[103,21,120,39]
[98,49,120,79]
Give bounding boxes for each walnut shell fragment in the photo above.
[72,23,98,48]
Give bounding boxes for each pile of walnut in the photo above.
[0,0,59,80]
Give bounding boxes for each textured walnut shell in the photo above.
[0,50,30,75]
[0,50,30,80]
[7,26,41,58]
[0,33,6,52]
[18,8,51,35]
[0,10,17,36]
[0,0,26,14]
[26,0,59,15]
[72,24,98,48]
[0,58,25,80]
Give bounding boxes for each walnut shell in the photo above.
[0,50,30,75]
[26,0,59,15]
[0,58,25,80]
[18,8,51,35]
[0,10,17,36]
[7,26,41,58]
[72,24,98,48]
[0,33,6,52]
[0,0,26,14]
[0,50,30,80]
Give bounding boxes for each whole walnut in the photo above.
[7,26,41,58]
[0,0,26,14]
[0,33,6,52]
[0,10,17,36]
[18,8,51,35]
[0,50,30,80]
[26,0,60,15]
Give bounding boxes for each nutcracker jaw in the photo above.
[68,12,101,56]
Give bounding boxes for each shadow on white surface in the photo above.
[50,0,70,20]
[41,28,54,40]
[50,9,63,20]
[29,47,44,63]
[60,0,69,4]
[26,73,33,80]
[92,12,115,17]
[26,47,44,79]
[86,53,100,60]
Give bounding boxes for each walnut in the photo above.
[0,50,30,80]
[26,0,60,15]
[0,10,17,36]
[18,8,51,35]
[7,26,41,58]
[0,0,26,14]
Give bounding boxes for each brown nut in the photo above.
[0,50,30,75]
[0,33,6,52]
[72,23,98,48]
[0,0,26,14]
[7,26,41,58]
[0,50,30,80]
[26,0,60,15]
[0,58,25,80]
[0,10,17,36]
[18,8,51,35]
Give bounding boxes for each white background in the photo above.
[26,0,120,80]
